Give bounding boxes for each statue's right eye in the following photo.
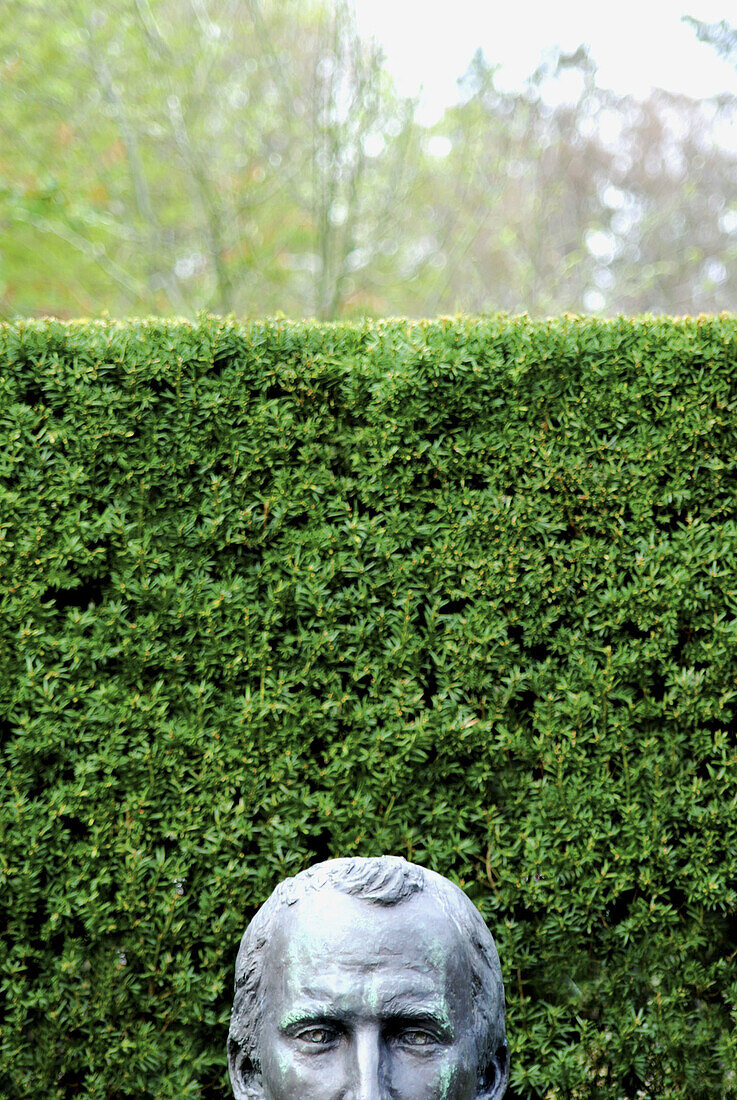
[296,1027,336,1045]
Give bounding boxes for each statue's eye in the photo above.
[400,1029,435,1046]
[297,1027,336,1045]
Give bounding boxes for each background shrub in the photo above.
[1,315,736,1098]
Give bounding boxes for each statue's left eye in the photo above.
[400,1030,434,1046]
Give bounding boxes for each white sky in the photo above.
[353,0,737,122]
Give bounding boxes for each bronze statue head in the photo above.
[228,856,508,1100]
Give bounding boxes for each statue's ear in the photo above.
[476,1043,509,1100]
[228,1039,264,1100]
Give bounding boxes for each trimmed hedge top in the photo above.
[1,315,736,1098]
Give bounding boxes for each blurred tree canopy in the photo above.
[1,0,736,319]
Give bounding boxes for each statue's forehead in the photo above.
[267,889,467,988]
[284,886,455,945]
[262,890,470,1027]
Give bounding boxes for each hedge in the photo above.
[0,315,736,1099]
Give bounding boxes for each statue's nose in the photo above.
[347,1029,385,1100]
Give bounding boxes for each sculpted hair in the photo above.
[227,855,507,1084]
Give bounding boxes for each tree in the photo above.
[598,88,737,314]
[684,16,737,68]
[0,0,417,319]
[241,0,421,319]
[381,48,620,316]
[2,6,736,320]
[383,46,737,317]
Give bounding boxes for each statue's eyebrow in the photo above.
[278,1001,454,1039]
[382,1004,454,1039]
[278,1006,341,1032]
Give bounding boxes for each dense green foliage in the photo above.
[1,315,736,1099]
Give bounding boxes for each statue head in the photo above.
[228,855,508,1100]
